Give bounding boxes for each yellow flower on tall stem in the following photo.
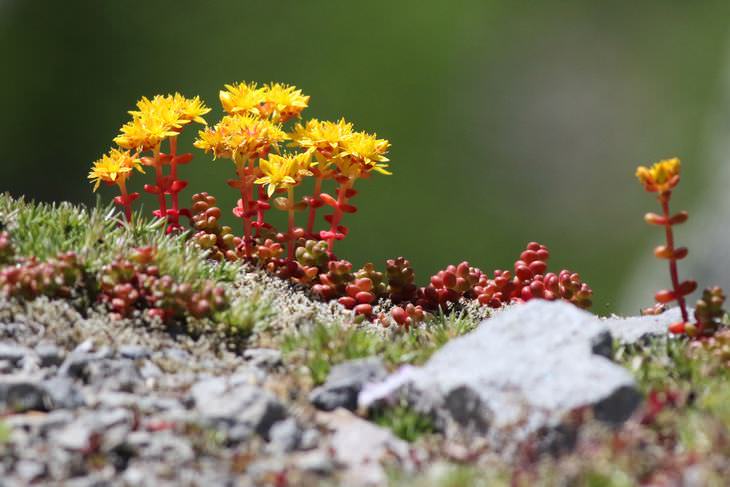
[114,93,209,230]
[636,157,694,326]
[321,131,391,251]
[194,114,288,258]
[88,149,144,221]
[255,152,312,259]
[290,118,354,237]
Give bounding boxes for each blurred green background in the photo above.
[1,0,728,314]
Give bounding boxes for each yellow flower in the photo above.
[636,157,681,193]
[88,148,144,191]
[219,82,264,116]
[290,118,353,159]
[115,93,209,151]
[259,83,310,123]
[194,114,288,163]
[255,153,304,197]
[340,131,391,175]
[171,93,211,125]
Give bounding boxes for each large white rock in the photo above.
[360,300,641,452]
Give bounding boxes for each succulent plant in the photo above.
[0,252,84,300]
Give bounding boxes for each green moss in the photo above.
[0,193,238,286]
[372,400,435,442]
[280,311,479,385]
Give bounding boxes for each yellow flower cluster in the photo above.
[256,152,313,197]
[194,114,288,164]
[115,94,211,152]
[219,82,310,123]
[88,148,143,191]
[291,118,391,177]
[196,81,391,197]
[636,157,681,194]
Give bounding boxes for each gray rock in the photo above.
[243,348,282,369]
[360,301,642,452]
[53,419,94,451]
[141,432,195,464]
[267,417,302,453]
[295,450,334,474]
[84,359,143,392]
[0,342,30,365]
[5,409,74,436]
[310,357,388,411]
[603,307,685,343]
[0,359,12,373]
[322,409,411,486]
[139,360,163,380]
[191,376,288,438]
[162,347,191,363]
[299,428,321,450]
[43,376,84,409]
[119,345,151,360]
[16,460,46,482]
[0,378,53,413]
[52,408,134,454]
[36,342,64,367]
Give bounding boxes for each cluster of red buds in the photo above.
[408,242,593,314]
[0,252,85,300]
[636,157,725,337]
[191,208,594,326]
[474,243,592,310]
[98,246,228,322]
[389,303,426,330]
[418,262,482,309]
[191,192,242,262]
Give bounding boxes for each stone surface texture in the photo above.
[360,301,643,451]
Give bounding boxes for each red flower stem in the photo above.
[327,178,353,251]
[237,164,252,259]
[153,148,167,216]
[169,136,179,212]
[255,186,268,237]
[117,179,132,222]
[287,186,296,260]
[660,192,689,322]
[306,176,323,236]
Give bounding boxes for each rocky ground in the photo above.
[2,196,730,486]
[2,290,727,486]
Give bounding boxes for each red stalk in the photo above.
[169,136,179,213]
[306,176,323,237]
[326,178,352,251]
[660,193,689,322]
[236,164,253,259]
[287,186,296,260]
[254,185,271,237]
[117,179,132,222]
[153,150,168,216]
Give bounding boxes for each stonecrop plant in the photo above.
[80,80,595,327]
[89,93,211,232]
[636,158,725,337]
[193,82,391,260]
